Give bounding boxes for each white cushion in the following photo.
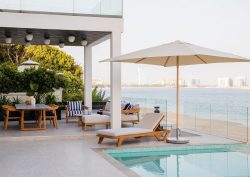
[132,104,140,109]
[97,128,152,136]
[104,101,111,111]
[121,114,138,121]
[82,114,110,123]
[102,111,111,116]
[135,113,164,130]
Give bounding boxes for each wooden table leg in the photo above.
[20,110,24,130]
[38,111,42,128]
[43,110,46,129]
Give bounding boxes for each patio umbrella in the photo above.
[101,40,250,143]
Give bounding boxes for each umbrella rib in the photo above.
[135,57,146,63]
[195,55,207,64]
[163,56,171,67]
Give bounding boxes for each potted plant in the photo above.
[45,93,62,120]
[25,81,39,105]
[91,86,108,109]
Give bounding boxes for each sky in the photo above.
[61,0,250,85]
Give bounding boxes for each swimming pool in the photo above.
[107,144,250,177]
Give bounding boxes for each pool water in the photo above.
[107,145,250,177]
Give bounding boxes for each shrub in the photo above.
[0,95,11,106]
[45,93,57,104]
[92,86,106,102]
[0,63,24,93]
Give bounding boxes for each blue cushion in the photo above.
[67,101,82,111]
[123,103,132,110]
[67,110,85,117]
[9,111,21,117]
[46,111,55,116]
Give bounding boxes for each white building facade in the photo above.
[188,79,200,87]
[0,0,123,128]
[217,77,233,88]
[235,76,247,88]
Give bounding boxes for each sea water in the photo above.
[104,87,250,124]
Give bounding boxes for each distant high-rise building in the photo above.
[217,77,233,88]
[235,76,247,88]
[188,79,200,87]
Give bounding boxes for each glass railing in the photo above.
[183,102,249,142]
[123,97,250,143]
[0,0,123,17]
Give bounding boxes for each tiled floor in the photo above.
[0,119,243,177]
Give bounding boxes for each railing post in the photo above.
[226,104,229,138]
[166,99,168,130]
[210,104,212,134]
[247,107,249,143]
[195,104,197,131]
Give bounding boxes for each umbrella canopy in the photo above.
[102,40,248,66]
[101,40,250,143]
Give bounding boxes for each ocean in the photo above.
[104,87,250,124]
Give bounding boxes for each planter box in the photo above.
[92,101,107,110]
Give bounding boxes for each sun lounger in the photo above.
[96,113,170,147]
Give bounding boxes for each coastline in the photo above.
[162,111,248,142]
[138,107,248,142]
[102,86,250,90]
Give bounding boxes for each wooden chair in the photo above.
[65,101,88,123]
[121,108,140,124]
[97,113,170,147]
[102,102,141,124]
[46,104,59,128]
[2,105,21,130]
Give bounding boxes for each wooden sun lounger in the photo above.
[97,113,170,147]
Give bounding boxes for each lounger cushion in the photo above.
[121,114,138,121]
[97,128,152,136]
[135,113,164,130]
[104,101,111,111]
[83,114,110,123]
[102,111,111,116]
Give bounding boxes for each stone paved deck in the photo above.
[0,120,243,177]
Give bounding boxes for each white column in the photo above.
[110,32,122,128]
[84,45,92,111]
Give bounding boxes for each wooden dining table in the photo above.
[15,104,50,131]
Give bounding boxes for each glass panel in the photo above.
[0,0,21,10]
[0,0,123,16]
[227,105,248,142]
[22,0,73,13]
[183,101,249,142]
[183,102,196,131]
[74,0,101,15]
[210,104,227,137]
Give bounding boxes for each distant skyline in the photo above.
[61,0,250,85]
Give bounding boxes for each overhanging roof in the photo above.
[0,27,110,46]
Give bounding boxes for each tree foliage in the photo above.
[0,63,24,93]
[0,44,83,101]
[0,44,107,102]
[0,45,26,64]
[0,65,66,95]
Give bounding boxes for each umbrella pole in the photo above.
[167,56,189,144]
[176,56,180,140]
